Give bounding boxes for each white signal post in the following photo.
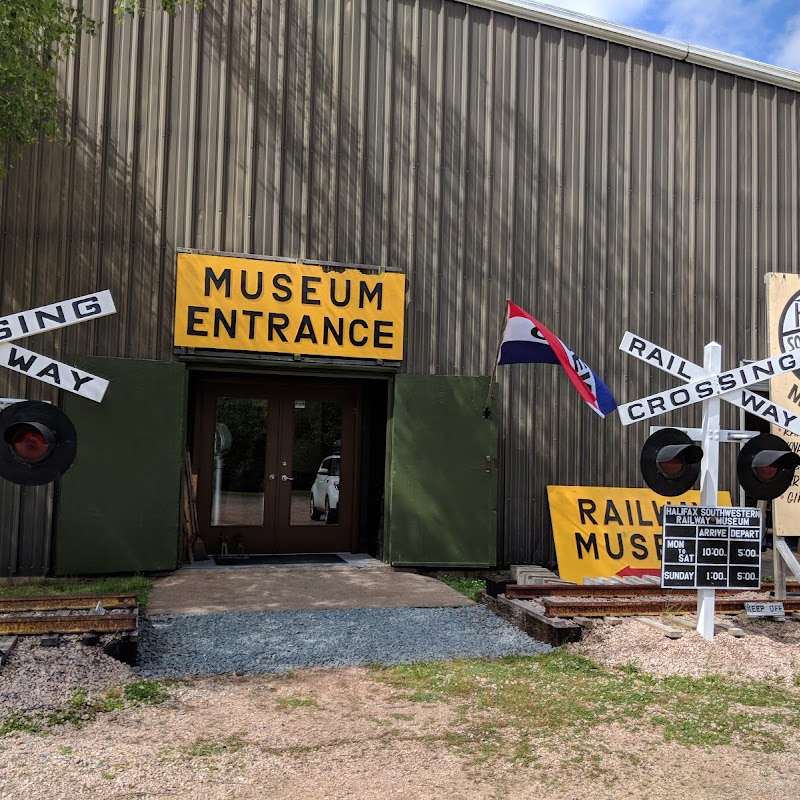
[697,343,721,640]
[618,333,794,640]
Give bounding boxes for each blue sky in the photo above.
[539,0,800,72]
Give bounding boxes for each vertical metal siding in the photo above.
[0,482,53,577]
[2,0,800,569]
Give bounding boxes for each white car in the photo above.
[310,455,340,523]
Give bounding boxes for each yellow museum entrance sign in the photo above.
[174,252,406,360]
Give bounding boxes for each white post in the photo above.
[697,342,721,640]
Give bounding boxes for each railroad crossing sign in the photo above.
[0,291,116,402]
[616,333,800,640]
[618,332,800,435]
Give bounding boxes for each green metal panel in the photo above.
[386,375,497,566]
[56,358,186,575]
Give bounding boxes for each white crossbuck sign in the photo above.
[0,291,116,403]
[617,332,800,435]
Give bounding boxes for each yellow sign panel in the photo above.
[174,252,406,360]
[547,486,733,585]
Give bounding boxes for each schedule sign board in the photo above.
[661,506,762,590]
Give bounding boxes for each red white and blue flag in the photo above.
[497,300,617,418]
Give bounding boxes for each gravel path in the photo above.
[135,606,552,678]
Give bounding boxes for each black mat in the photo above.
[213,554,346,566]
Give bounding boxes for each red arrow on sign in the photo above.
[615,566,660,578]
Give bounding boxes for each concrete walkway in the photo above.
[146,562,473,616]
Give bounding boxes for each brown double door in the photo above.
[193,376,360,555]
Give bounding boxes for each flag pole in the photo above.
[483,300,509,418]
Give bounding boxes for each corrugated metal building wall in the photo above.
[1,0,799,568]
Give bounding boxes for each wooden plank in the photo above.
[666,615,745,637]
[182,451,196,563]
[631,616,683,638]
[714,619,745,637]
[666,616,698,631]
[481,593,583,647]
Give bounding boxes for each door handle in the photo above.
[281,474,294,482]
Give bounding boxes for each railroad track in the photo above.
[505,582,800,600]
[0,593,137,613]
[0,594,140,667]
[539,595,800,618]
[502,582,800,619]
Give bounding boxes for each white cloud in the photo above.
[537,0,653,26]
[772,12,800,71]
[536,0,800,69]
[654,0,774,58]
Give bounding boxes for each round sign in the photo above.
[778,289,800,379]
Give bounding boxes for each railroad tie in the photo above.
[631,616,683,639]
[0,635,17,665]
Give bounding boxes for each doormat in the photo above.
[213,554,347,566]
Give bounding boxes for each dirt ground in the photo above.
[1,666,799,800]
[2,615,800,799]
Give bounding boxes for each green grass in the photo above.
[0,575,153,606]
[182,733,247,757]
[277,696,318,708]
[123,679,172,705]
[435,574,486,602]
[371,650,800,756]
[0,679,174,737]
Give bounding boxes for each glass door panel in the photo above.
[288,399,343,527]
[211,396,268,527]
[195,377,360,556]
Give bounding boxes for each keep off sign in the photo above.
[661,506,762,590]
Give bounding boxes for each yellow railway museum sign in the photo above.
[174,252,406,360]
[547,486,732,585]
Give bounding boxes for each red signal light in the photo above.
[754,464,779,483]
[0,401,77,486]
[10,424,52,462]
[658,456,687,478]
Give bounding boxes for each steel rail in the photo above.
[505,583,793,599]
[0,612,138,635]
[0,594,138,613]
[541,596,800,617]
[507,584,665,599]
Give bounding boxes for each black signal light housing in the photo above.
[737,432,800,501]
[640,427,704,497]
[0,401,77,486]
